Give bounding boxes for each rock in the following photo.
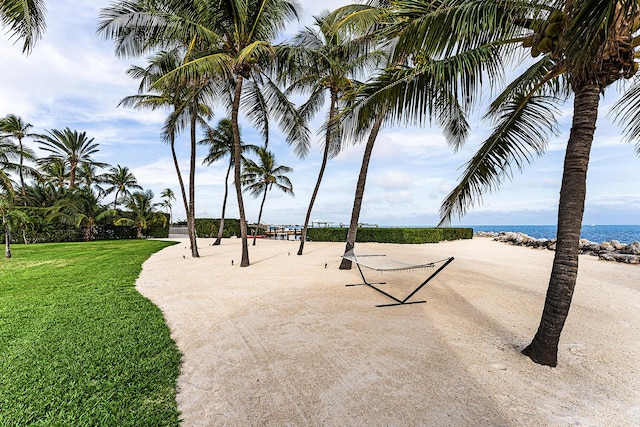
[621,241,640,255]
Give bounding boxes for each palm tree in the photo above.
[48,188,115,242]
[76,162,107,197]
[160,188,176,223]
[200,119,258,245]
[102,165,142,209]
[0,190,29,257]
[99,0,310,267]
[117,48,211,258]
[116,190,166,239]
[0,0,46,54]
[372,0,640,366]
[241,147,293,246]
[38,158,68,190]
[279,13,382,256]
[0,114,37,201]
[36,128,106,190]
[0,137,20,193]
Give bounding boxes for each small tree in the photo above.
[242,147,294,246]
[116,190,166,239]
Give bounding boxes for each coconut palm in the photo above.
[241,147,293,246]
[76,163,108,197]
[200,119,258,245]
[99,0,311,267]
[116,190,166,239]
[279,12,382,256]
[160,188,176,223]
[36,128,107,190]
[117,48,212,258]
[368,0,640,366]
[0,0,46,54]
[0,114,38,201]
[102,165,142,209]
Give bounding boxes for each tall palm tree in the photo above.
[200,118,258,245]
[116,190,166,239]
[241,147,293,246]
[117,48,212,258]
[160,188,176,223]
[0,114,37,201]
[0,0,46,54]
[36,128,105,190]
[102,165,142,209]
[99,0,310,267]
[278,12,383,255]
[371,0,640,366]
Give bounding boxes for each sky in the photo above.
[1,1,639,227]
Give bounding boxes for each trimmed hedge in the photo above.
[173,218,243,238]
[306,227,473,244]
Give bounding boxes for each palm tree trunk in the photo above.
[188,107,200,258]
[339,113,384,269]
[522,84,600,367]
[18,137,27,205]
[253,185,268,246]
[169,132,190,236]
[69,163,77,189]
[297,92,338,256]
[113,189,120,210]
[214,160,232,246]
[232,75,250,266]
[4,224,11,258]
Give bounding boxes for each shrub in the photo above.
[306,227,473,243]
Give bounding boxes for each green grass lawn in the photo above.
[0,240,181,426]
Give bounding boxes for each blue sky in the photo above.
[1,0,639,227]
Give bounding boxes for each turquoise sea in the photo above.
[470,225,640,244]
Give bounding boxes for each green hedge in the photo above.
[173,218,243,238]
[306,227,473,244]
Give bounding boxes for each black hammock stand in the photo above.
[342,242,454,307]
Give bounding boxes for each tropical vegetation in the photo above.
[0,114,168,252]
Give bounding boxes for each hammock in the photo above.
[342,242,454,307]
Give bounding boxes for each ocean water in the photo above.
[470,225,640,244]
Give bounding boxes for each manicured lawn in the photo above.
[0,240,181,426]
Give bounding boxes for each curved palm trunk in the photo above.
[232,75,250,266]
[297,92,338,256]
[169,132,192,253]
[522,85,600,367]
[253,184,269,246]
[4,224,11,258]
[113,189,120,210]
[339,113,384,270]
[188,108,200,258]
[214,159,233,246]
[18,137,26,205]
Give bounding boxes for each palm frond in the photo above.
[439,80,562,226]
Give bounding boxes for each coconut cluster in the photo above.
[522,10,565,58]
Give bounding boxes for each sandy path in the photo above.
[136,237,640,426]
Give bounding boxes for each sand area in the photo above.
[136,237,640,426]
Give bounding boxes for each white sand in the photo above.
[136,237,640,426]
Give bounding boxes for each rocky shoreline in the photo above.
[475,231,640,264]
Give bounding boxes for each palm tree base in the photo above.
[521,342,557,367]
[339,258,352,270]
